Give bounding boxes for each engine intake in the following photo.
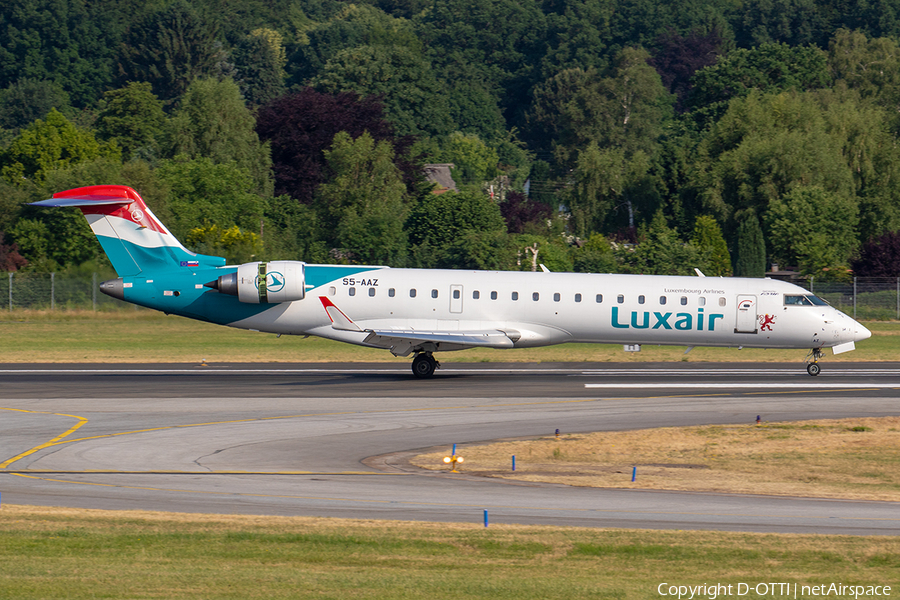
[208,261,306,303]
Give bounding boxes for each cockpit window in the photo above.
[784,294,829,306]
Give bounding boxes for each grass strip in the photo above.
[0,505,898,599]
[413,417,900,501]
[0,310,897,363]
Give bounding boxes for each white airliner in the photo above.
[33,185,872,378]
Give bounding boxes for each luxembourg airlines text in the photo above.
[657,583,892,600]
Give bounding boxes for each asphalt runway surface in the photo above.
[1,361,899,534]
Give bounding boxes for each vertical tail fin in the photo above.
[31,185,225,276]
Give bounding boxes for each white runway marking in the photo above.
[584,382,900,389]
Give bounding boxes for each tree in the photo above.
[500,190,552,233]
[852,230,900,277]
[1,109,120,184]
[120,0,222,102]
[649,28,723,111]
[232,28,287,108]
[315,131,410,266]
[573,233,618,273]
[691,215,732,276]
[529,48,673,167]
[155,157,267,241]
[439,133,499,187]
[95,82,166,160]
[256,88,402,204]
[164,77,272,196]
[766,185,858,278]
[0,78,71,131]
[288,4,422,85]
[733,209,767,277]
[0,231,27,271]
[687,43,831,113]
[625,210,700,275]
[0,0,119,106]
[406,190,507,268]
[312,44,452,136]
[185,224,262,265]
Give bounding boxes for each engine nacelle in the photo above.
[212,261,306,304]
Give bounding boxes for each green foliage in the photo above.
[687,43,831,122]
[1,109,120,184]
[623,210,701,275]
[0,78,71,131]
[232,28,287,108]
[312,44,452,136]
[120,0,222,102]
[262,195,328,263]
[529,47,673,167]
[573,233,618,273]
[766,185,858,278]
[691,215,732,276]
[164,77,272,196]
[513,234,574,272]
[96,82,166,160]
[315,131,410,266]
[185,224,262,264]
[733,210,767,277]
[155,157,267,241]
[406,190,507,268]
[439,133,500,187]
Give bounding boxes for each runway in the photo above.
[1,362,899,534]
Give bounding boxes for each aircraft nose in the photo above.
[853,321,872,342]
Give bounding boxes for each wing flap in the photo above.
[363,329,516,356]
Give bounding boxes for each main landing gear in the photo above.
[806,348,825,376]
[412,352,439,379]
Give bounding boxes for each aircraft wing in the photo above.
[318,296,517,356]
[362,329,516,356]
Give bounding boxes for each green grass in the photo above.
[1,506,898,599]
[0,309,897,363]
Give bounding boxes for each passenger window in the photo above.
[473,290,480,299]
[638,295,645,304]
[699,297,706,306]
[512,292,519,301]
[596,294,603,303]
[680,296,688,305]
[388,288,395,297]
[575,293,582,303]
[453,289,460,299]
[491,291,498,300]
[617,295,624,304]
[368,287,376,297]
[533,292,539,301]
[719,297,726,307]
[410,289,417,298]
[553,293,561,302]
[659,296,666,305]
[431,289,438,299]
[349,288,356,297]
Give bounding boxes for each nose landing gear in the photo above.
[805,348,824,376]
[412,352,439,378]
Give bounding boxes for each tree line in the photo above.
[2,0,900,278]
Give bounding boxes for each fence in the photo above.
[809,277,900,321]
[0,272,131,311]
[1,272,899,319]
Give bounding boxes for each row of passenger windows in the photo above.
[337,286,728,306]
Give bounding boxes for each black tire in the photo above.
[807,363,821,376]
[412,354,436,379]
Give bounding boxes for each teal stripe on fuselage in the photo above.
[118,263,386,325]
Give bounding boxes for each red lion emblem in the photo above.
[759,314,776,331]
